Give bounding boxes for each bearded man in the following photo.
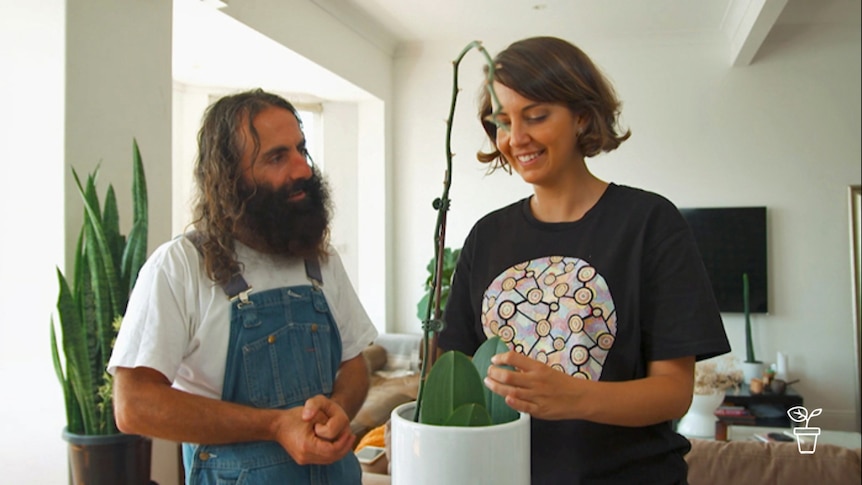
[109,89,378,484]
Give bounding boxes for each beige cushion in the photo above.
[362,344,388,373]
[686,438,861,485]
[351,374,419,442]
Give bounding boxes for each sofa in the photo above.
[362,437,861,484]
[354,335,861,485]
[352,334,421,445]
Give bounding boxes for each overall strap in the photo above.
[184,231,323,296]
[304,258,323,288]
[184,231,252,304]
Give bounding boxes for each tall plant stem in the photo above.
[743,272,757,363]
[413,40,501,422]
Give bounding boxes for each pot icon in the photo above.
[787,406,823,454]
[792,426,821,454]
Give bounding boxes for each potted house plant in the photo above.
[677,359,742,438]
[415,246,460,324]
[50,139,152,485]
[390,336,530,484]
[740,272,765,383]
[389,41,531,485]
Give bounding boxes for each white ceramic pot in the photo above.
[741,361,765,384]
[390,401,531,485]
[677,391,726,439]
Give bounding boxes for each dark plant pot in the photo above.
[62,428,153,485]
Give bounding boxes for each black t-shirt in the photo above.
[439,183,731,485]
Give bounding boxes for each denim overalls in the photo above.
[182,249,361,484]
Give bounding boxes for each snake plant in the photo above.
[50,139,148,435]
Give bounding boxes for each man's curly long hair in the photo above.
[190,89,307,286]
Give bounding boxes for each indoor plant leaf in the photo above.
[102,185,123,284]
[53,140,148,437]
[416,247,461,322]
[419,350,486,425]
[55,267,96,434]
[61,266,96,434]
[472,336,520,424]
[444,403,492,427]
[121,220,148,308]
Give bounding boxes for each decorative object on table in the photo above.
[774,351,789,381]
[390,41,531,485]
[762,366,776,385]
[50,140,152,485]
[769,378,800,395]
[750,365,775,395]
[678,360,743,439]
[749,378,764,394]
[740,273,765,383]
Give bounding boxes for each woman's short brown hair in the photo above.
[478,36,631,171]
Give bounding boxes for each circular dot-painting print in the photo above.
[481,256,616,380]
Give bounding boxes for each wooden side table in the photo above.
[714,384,803,440]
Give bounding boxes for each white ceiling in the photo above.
[340,0,860,44]
[172,0,373,101]
[173,0,861,99]
[344,0,733,43]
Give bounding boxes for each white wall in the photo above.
[1,1,176,483]
[391,26,861,431]
[324,102,361,281]
[222,0,393,330]
[355,97,389,331]
[171,83,213,238]
[0,1,67,483]
[65,0,174,260]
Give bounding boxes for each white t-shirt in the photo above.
[108,236,378,400]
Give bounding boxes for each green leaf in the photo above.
[131,138,148,225]
[417,247,461,322]
[73,169,123,324]
[53,141,149,435]
[444,403,492,427]
[102,185,122,273]
[419,351,486,426]
[55,267,96,434]
[442,248,461,283]
[50,315,79,432]
[472,336,520,424]
[416,292,431,323]
[121,220,147,307]
[123,138,148,311]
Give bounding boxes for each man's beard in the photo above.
[237,169,331,257]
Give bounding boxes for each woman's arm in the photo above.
[484,352,694,426]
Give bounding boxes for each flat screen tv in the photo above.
[679,206,768,313]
